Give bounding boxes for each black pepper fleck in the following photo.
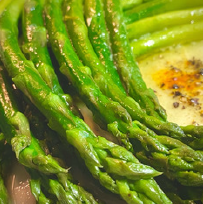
[160,83,165,88]
[173,91,181,97]
[173,102,179,108]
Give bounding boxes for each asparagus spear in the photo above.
[0,1,169,203]
[121,0,143,11]
[127,7,203,41]
[83,0,125,92]
[0,0,12,15]
[129,128,203,186]
[0,134,10,204]
[46,0,170,155]
[84,0,201,149]
[0,174,9,204]
[29,176,53,204]
[104,0,203,183]
[22,104,99,204]
[130,20,203,57]
[123,0,203,24]
[179,125,203,150]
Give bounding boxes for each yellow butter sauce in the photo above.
[138,40,203,126]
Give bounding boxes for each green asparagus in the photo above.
[130,21,203,58]
[0,134,10,204]
[0,0,202,202]
[179,125,203,150]
[127,7,203,41]
[83,0,125,93]
[0,64,69,174]
[22,0,81,118]
[0,1,170,203]
[46,0,134,150]
[65,0,189,143]
[121,0,143,11]
[29,176,53,204]
[64,0,168,129]
[0,2,98,202]
[44,0,203,187]
[123,0,203,24]
[0,0,12,15]
[45,0,203,187]
[85,0,203,149]
[28,168,98,204]
[101,0,189,138]
[103,0,167,120]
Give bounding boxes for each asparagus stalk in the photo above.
[81,0,203,187]
[123,0,203,24]
[29,176,53,204]
[0,1,168,203]
[22,1,126,202]
[121,0,143,11]
[179,125,203,150]
[127,7,203,41]
[0,134,10,204]
[83,0,125,92]
[22,103,99,204]
[129,126,203,186]
[0,0,12,15]
[0,174,9,204]
[130,20,203,57]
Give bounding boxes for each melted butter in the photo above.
[153,59,203,95]
[138,40,203,126]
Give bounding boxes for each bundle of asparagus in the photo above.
[0,0,203,203]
